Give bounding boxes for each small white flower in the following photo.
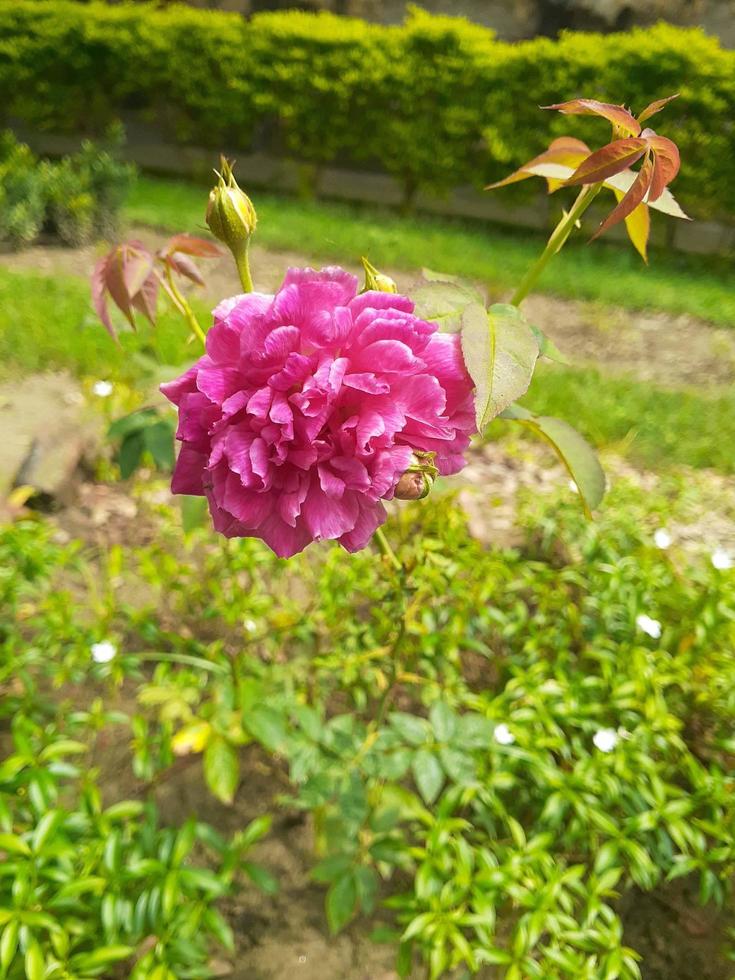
[243,618,257,633]
[568,480,579,494]
[711,548,734,571]
[493,723,515,745]
[593,728,619,753]
[92,380,113,398]
[91,640,117,663]
[636,613,662,639]
[653,528,672,550]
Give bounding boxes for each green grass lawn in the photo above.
[128,176,735,329]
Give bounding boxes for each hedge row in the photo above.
[1,2,734,218]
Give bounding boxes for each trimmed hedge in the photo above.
[1,2,734,217]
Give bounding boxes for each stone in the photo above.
[0,373,102,502]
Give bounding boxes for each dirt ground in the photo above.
[4,232,735,978]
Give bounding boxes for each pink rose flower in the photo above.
[161,267,475,558]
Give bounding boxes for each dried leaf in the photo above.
[565,138,648,186]
[543,99,641,137]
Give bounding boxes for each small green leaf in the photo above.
[0,833,30,857]
[70,945,134,973]
[245,706,288,753]
[412,750,444,804]
[143,420,175,471]
[429,702,456,743]
[461,303,538,433]
[24,942,45,980]
[0,920,19,972]
[242,861,279,895]
[389,712,429,746]
[412,274,484,333]
[204,737,239,805]
[326,872,358,934]
[32,809,63,854]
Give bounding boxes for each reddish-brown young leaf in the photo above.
[130,274,159,325]
[162,234,222,258]
[165,252,206,286]
[104,248,138,330]
[91,255,116,340]
[564,138,648,186]
[543,100,641,137]
[644,133,681,200]
[120,243,154,299]
[637,93,679,125]
[485,137,591,190]
[591,154,654,241]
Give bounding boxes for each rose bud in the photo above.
[361,256,397,294]
[394,452,439,500]
[206,157,257,290]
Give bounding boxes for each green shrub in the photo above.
[0,3,733,218]
[0,132,45,247]
[0,128,135,248]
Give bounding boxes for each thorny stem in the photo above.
[511,182,604,306]
[163,266,207,348]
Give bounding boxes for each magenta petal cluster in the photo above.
[161,267,476,558]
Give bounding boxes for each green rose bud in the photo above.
[361,256,397,294]
[206,157,256,291]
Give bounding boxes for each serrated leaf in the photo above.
[411,278,484,333]
[529,324,568,363]
[412,750,444,804]
[461,303,538,433]
[162,234,222,258]
[501,405,606,513]
[204,737,239,805]
[389,712,429,747]
[637,93,679,125]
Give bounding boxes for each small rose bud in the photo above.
[206,158,257,291]
[394,451,438,500]
[361,256,397,294]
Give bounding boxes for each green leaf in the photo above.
[325,873,358,934]
[24,942,45,980]
[245,706,288,753]
[32,809,63,854]
[461,303,538,433]
[500,405,606,513]
[412,273,484,332]
[118,431,145,479]
[529,324,568,364]
[0,833,30,857]
[242,860,279,895]
[143,420,175,471]
[0,920,19,972]
[70,946,134,973]
[204,737,239,805]
[429,702,456,743]
[108,408,156,440]
[412,749,444,804]
[389,712,429,747]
